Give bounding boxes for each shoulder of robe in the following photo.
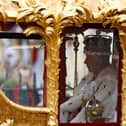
[96,65,117,82]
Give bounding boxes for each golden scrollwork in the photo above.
[1,117,62,126]
[0,90,51,126]
[15,1,93,126]
[0,119,14,126]
[0,0,126,126]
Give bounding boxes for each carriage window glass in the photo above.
[0,33,45,107]
[60,28,120,123]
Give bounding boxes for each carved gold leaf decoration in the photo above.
[0,90,50,126]
[24,26,45,39]
[0,119,14,126]
[0,0,18,20]
[16,1,59,126]
[56,0,93,31]
[17,3,56,41]
[0,0,126,126]
[119,35,126,126]
[16,0,36,8]
[97,0,126,32]
[99,8,126,35]
[43,34,61,126]
[0,5,7,22]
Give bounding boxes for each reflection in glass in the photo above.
[0,38,44,107]
[60,28,119,123]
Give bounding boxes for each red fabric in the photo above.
[43,46,46,106]
[32,48,37,63]
[13,84,34,106]
[13,84,19,104]
[28,85,34,106]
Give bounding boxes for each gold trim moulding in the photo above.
[0,90,51,126]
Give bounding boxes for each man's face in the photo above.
[85,53,103,73]
[20,68,31,84]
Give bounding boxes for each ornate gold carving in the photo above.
[0,119,14,126]
[0,90,50,126]
[16,2,59,126]
[15,1,93,126]
[56,0,93,29]
[119,35,126,126]
[0,0,126,126]
[0,0,18,21]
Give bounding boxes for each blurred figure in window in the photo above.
[0,39,20,101]
[13,64,34,106]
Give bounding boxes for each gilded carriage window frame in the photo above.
[0,31,45,106]
[0,0,126,126]
[59,24,122,125]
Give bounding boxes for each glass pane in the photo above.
[0,37,45,107]
[60,28,120,123]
